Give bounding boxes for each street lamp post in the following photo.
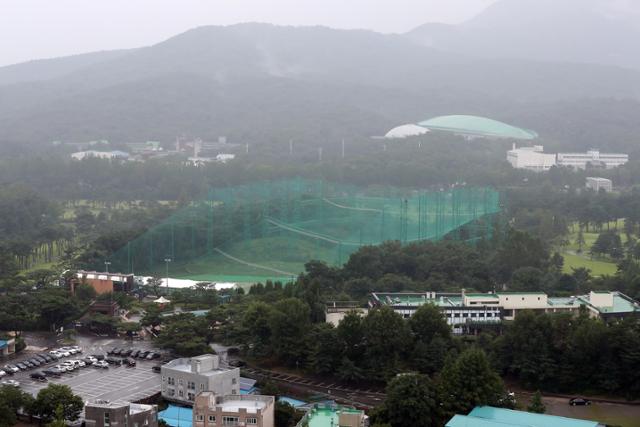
[104,261,111,274]
[164,258,172,288]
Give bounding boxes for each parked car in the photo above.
[131,350,140,358]
[108,347,118,355]
[569,398,592,406]
[3,365,19,374]
[138,351,150,359]
[0,370,6,378]
[30,372,47,381]
[106,357,122,366]
[40,354,53,362]
[125,358,136,367]
[34,356,48,364]
[57,350,71,357]
[0,379,20,387]
[94,361,109,369]
[56,364,73,372]
[42,369,61,377]
[29,359,41,367]
[23,361,34,368]
[151,365,162,373]
[91,354,106,361]
[16,363,27,371]
[48,352,61,360]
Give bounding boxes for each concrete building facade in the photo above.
[367,290,639,331]
[193,392,274,427]
[85,401,158,427]
[586,177,613,192]
[161,355,240,405]
[73,271,135,295]
[507,145,557,172]
[557,150,628,169]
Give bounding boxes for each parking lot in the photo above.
[3,336,164,403]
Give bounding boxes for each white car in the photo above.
[0,370,6,377]
[0,380,20,387]
[60,347,78,355]
[93,361,109,369]
[49,350,61,357]
[60,362,76,371]
[86,356,98,364]
[55,364,73,372]
[56,350,71,357]
[3,365,19,374]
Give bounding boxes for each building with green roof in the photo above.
[419,115,538,140]
[446,406,602,427]
[295,404,367,427]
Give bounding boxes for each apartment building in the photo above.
[557,150,628,169]
[85,401,158,427]
[586,177,613,192]
[161,355,240,405]
[193,392,274,427]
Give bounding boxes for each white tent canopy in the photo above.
[153,296,171,304]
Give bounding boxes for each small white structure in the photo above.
[216,153,235,163]
[153,296,171,304]
[385,124,430,139]
[507,144,556,172]
[586,177,613,192]
[557,150,628,169]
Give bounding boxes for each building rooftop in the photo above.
[447,406,601,427]
[419,115,538,140]
[163,355,236,377]
[299,405,364,427]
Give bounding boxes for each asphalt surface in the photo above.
[4,335,163,403]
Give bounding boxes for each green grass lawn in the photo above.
[559,220,626,277]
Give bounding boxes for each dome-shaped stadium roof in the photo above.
[385,124,430,139]
[418,115,538,140]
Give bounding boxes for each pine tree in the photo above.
[527,391,546,414]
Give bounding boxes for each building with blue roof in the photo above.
[0,338,15,356]
[446,406,602,427]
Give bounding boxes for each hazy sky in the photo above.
[0,0,496,67]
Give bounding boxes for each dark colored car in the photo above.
[34,356,47,363]
[106,357,122,365]
[113,348,123,355]
[108,347,118,355]
[91,354,105,360]
[16,363,27,370]
[42,369,61,377]
[145,352,156,360]
[30,372,47,381]
[125,358,136,367]
[569,398,592,406]
[130,350,140,358]
[138,351,150,359]
[151,365,161,373]
[29,359,41,367]
[23,361,34,368]
[121,349,132,357]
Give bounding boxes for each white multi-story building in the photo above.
[557,150,628,169]
[507,145,557,172]
[161,355,240,405]
[586,177,613,193]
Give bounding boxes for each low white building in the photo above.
[557,150,628,169]
[71,150,129,161]
[161,354,240,405]
[507,145,556,172]
[586,177,613,192]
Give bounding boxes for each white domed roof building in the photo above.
[385,124,430,139]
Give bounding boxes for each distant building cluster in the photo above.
[327,290,640,335]
[586,177,613,193]
[508,144,629,172]
[61,136,241,164]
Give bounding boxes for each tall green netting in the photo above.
[101,179,500,282]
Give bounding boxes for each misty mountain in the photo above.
[406,0,640,69]
[1,23,640,147]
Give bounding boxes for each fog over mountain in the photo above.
[1,0,640,148]
[407,0,640,68]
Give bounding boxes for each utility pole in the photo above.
[318,147,323,162]
[104,261,111,273]
[289,139,293,156]
[164,257,172,288]
[341,139,345,159]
